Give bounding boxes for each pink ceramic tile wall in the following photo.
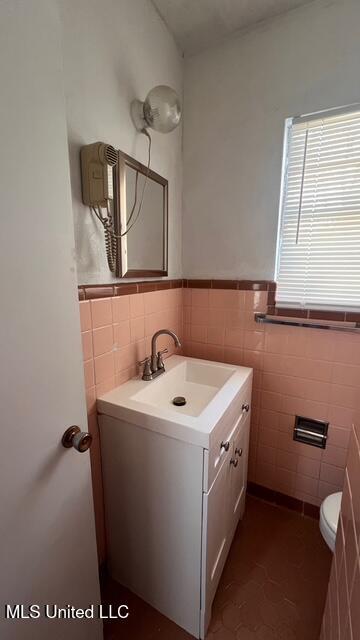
[80,284,360,566]
[321,424,360,640]
[79,288,183,563]
[183,288,360,507]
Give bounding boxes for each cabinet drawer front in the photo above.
[204,380,252,492]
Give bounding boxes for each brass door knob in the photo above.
[62,426,92,453]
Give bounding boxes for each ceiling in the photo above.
[152,0,317,56]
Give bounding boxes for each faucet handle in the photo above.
[138,356,152,380]
[157,348,168,369]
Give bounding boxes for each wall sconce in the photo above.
[131,85,182,133]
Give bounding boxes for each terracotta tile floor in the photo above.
[102,496,332,640]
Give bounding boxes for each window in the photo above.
[276,106,360,311]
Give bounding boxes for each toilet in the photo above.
[320,492,342,552]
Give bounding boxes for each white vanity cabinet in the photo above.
[98,357,252,639]
[200,408,251,633]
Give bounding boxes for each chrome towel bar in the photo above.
[255,313,360,334]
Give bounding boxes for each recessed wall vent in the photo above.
[294,416,328,449]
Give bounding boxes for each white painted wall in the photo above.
[58,0,183,285]
[183,0,360,280]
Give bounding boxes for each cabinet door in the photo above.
[229,414,250,534]
[201,455,230,619]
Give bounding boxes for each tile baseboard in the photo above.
[247,481,320,519]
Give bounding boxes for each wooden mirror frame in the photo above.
[113,150,168,278]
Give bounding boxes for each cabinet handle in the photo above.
[230,458,238,467]
[242,403,250,413]
[220,441,230,452]
[235,447,243,457]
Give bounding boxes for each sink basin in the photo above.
[97,355,252,448]
[132,359,234,417]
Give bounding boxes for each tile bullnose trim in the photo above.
[78,278,275,300]
[267,284,360,325]
[79,277,360,327]
[270,306,360,324]
[78,279,184,300]
[183,279,276,291]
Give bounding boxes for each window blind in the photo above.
[276,107,360,310]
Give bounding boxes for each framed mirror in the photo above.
[113,150,168,278]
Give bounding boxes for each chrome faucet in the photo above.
[139,329,181,381]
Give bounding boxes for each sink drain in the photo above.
[172,396,186,406]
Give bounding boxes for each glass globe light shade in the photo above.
[143,85,182,133]
[144,85,181,133]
